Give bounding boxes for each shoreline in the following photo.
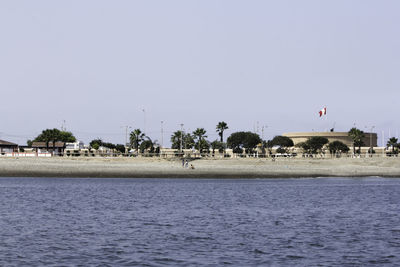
[0,157,399,178]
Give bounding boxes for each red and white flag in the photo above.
[319,107,327,117]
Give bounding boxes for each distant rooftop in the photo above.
[0,139,18,146]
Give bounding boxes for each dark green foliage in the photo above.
[27,140,33,147]
[171,131,195,149]
[197,138,210,153]
[296,141,310,152]
[271,136,294,148]
[193,128,208,152]
[270,136,294,153]
[216,121,228,142]
[387,137,399,155]
[90,139,102,150]
[140,138,154,153]
[115,144,126,153]
[264,140,274,155]
[276,147,286,154]
[227,131,262,153]
[297,137,329,154]
[33,128,77,151]
[33,128,76,143]
[89,139,122,151]
[210,140,226,153]
[348,128,365,154]
[328,141,350,155]
[307,136,329,154]
[130,129,145,149]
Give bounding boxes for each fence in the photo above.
[1,150,398,159]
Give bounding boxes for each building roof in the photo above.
[0,139,18,146]
[32,141,65,148]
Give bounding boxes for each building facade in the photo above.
[282,132,377,147]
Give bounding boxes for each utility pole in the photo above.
[161,121,164,148]
[365,125,375,156]
[180,123,184,153]
[61,120,66,131]
[370,126,375,154]
[142,109,146,134]
[121,125,132,148]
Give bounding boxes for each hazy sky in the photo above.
[1,1,399,146]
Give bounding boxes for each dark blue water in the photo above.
[0,177,399,266]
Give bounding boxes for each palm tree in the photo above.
[170,131,194,150]
[387,137,398,155]
[216,121,228,142]
[348,127,364,155]
[129,129,145,151]
[193,128,207,152]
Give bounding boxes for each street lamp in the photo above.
[161,121,164,148]
[365,125,375,156]
[180,123,184,153]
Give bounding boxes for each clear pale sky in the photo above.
[1,1,399,146]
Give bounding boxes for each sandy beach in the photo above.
[0,157,399,178]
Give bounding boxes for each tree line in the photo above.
[27,125,400,156]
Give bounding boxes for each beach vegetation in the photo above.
[348,128,365,155]
[130,129,146,150]
[193,128,208,152]
[270,136,294,153]
[216,122,229,143]
[307,136,329,154]
[171,131,195,149]
[210,140,225,154]
[33,128,77,151]
[27,140,33,147]
[264,140,274,155]
[387,137,399,155]
[139,137,160,156]
[328,141,350,156]
[227,131,262,154]
[115,144,126,154]
[89,139,103,150]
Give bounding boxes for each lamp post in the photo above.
[121,125,132,154]
[161,121,164,148]
[365,125,375,156]
[180,123,184,153]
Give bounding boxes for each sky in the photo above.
[1,0,399,147]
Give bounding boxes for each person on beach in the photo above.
[190,164,195,169]
[182,158,185,167]
[185,160,189,168]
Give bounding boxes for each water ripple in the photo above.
[0,177,399,266]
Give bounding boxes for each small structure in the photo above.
[32,142,65,156]
[283,132,377,148]
[0,139,18,154]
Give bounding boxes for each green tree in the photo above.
[193,128,208,152]
[387,137,399,155]
[216,121,228,143]
[328,141,350,156]
[307,136,329,154]
[348,128,365,155]
[33,128,77,152]
[227,131,262,154]
[271,136,294,153]
[89,139,103,150]
[139,137,154,154]
[115,144,126,154]
[296,141,311,154]
[130,129,145,150]
[171,131,195,150]
[210,140,225,154]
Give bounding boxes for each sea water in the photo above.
[0,177,399,266]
